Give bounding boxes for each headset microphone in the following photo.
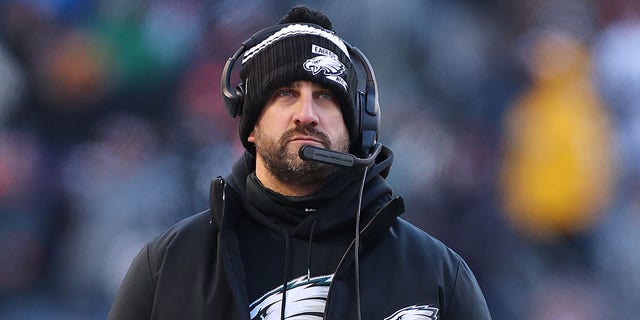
[298,143,382,168]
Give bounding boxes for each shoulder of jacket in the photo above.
[390,218,467,267]
[146,209,217,257]
[135,209,224,291]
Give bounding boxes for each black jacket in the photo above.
[108,147,491,319]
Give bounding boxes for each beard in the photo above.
[253,124,350,187]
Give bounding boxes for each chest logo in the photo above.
[249,274,333,320]
[385,305,440,320]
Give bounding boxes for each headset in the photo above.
[220,24,381,157]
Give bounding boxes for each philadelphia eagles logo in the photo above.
[249,274,333,320]
[303,55,345,76]
[303,45,348,91]
[384,305,440,320]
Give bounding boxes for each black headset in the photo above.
[220,24,381,157]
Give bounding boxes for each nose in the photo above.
[293,89,318,127]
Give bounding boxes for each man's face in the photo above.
[248,80,350,185]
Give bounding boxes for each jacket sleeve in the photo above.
[107,244,156,320]
[443,259,492,319]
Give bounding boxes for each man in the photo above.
[108,6,491,320]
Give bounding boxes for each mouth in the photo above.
[289,136,325,147]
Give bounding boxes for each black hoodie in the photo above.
[107,146,492,319]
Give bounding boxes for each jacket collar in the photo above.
[209,145,402,237]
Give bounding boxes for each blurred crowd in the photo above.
[0,0,639,319]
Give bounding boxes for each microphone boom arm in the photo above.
[298,143,382,168]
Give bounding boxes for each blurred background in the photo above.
[0,0,638,319]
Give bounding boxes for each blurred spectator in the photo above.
[500,30,614,240]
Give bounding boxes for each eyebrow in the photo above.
[284,81,326,90]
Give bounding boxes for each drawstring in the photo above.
[282,220,318,320]
[281,230,291,320]
[354,165,368,320]
[281,219,318,319]
[306,219,318,280]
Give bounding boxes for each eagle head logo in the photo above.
[384,305,440,320]
[303,55,346,76]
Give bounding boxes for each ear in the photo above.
[247,130,256,143]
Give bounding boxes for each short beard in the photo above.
[254,124,349,188]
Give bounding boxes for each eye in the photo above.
[274,88,296,98]
[316,91,334,100]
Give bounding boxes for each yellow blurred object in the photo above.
[500,32,615,240]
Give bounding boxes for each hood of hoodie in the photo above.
[224,145,396,238]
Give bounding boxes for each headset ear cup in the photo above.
[222,82,244,118]
[232,83,245,117]
[359,90,378,156]
[346,44,380,157]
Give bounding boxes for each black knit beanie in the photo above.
[237,6,358,154]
